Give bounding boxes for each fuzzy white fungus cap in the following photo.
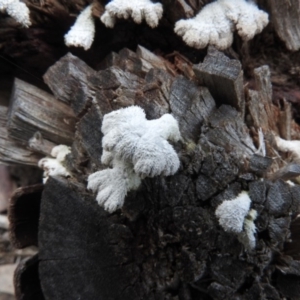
[87,105,181,213]
[38,145,71,183]
[0,0,31,27]
[215,191,251,233]
[101,106,181,178]
[275,136,300,160]
[174,0,268,50]
[88,158,141,213]
[65,4,95,50]
[101,0,163,28]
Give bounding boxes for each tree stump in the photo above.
[0,1,300,300]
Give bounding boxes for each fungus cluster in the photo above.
[38,145,71,184]
[63,0,268,50]
[175,0,269,50]
[87,105,182,213]
[2,0,268,51]
[100,0,163,29]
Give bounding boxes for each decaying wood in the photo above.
[0,106,42,166]
[7,79,77,146]
[14,254,44,300]
[193,47,245,115]
[0,1,299,299]
[266,0,300,51]
[4,46,300,300]
[8,185,43,249]
[28,132,57,157]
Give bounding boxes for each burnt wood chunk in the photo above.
[39,177,141,300]
[0,106,42,165]
[266,180,292,216]
[14,255,44,300]
[8,184,43,249]
[169,76,216,142]
[43,52,96,116]
[76,104,103,167]
[136,68,171,119]
[7,79,77,146]
[249,154,273,175]
[90,67,144,115]
[249,181,267,204]
[206,105,256,158]
[193,46,245,114]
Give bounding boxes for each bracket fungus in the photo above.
[87,106,181,213]
[174,0,268,50]
[38,145,71,183]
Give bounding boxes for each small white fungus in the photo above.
[0,0,31,27]
[64,4,95,50]
[215,191,251,233]
[38,145,71,183]
[100,0,163,28]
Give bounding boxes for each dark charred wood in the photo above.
[7,49,295,300]
[14,254,44,300]
[193,47,245,115]
[1,0,300,292]
[8,184,43,249]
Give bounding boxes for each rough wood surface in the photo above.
[0,1,300,299]
[266,0,300,51]
[14,255,44,300]
[7,48,297,299]
[8,185,43,249]
[193,47,245,115]
[0,106,42,166]
[7,79,77,146]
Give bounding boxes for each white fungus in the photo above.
[87,105,181,213]
[215,191,251,233]
[64,4,95,50]
[100,0,163,28]
[275,136,300,160]
[0,0,31,27]
[38,145,71,184]
[174,0,268,50]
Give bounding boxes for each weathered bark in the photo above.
[0,106,42,166]
[7,78,77,146]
